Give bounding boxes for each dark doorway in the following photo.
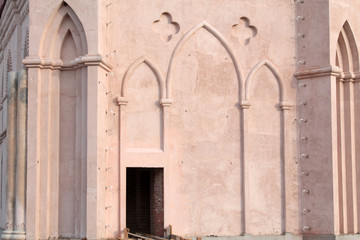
[126,168,164,236]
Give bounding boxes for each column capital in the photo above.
[239,101,251,109]
[117,97,128,106]
[280,102,296,111]
[160,98,172,107]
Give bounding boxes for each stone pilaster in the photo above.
[295,66,341,236]
[85,56,111,239]
[14,70,27,238]
[2,71,26,240]
[2,72,17,240]
[240,101,250,235]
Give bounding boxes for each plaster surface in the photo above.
[0,0,360,239]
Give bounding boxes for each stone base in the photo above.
[198,234,360,240]
[1,230,26,240]
[0,233,357,240]
[201,234,301,240]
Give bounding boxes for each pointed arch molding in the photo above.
[166,21,243,99]
[246,60,284,102]
[23,2,111,72]
[336,20,359,75]
[121,56,166,99]
[38,2,87,59]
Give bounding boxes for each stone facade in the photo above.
[0,0,28,239]
[0,0,359,239]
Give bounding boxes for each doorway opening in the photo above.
[126,168,164,236]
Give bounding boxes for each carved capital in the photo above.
[117,97,128,106]
[160,98,172,107]
[280,102,296,111]
[239,101,251,109]
[343,71,355,80]
[342,78,355,83]
[353,72,360,82]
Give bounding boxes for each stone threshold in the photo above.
[3,234,358,240]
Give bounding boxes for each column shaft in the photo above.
[2,72,18,239]
[14,70,27,236]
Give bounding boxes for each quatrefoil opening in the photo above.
[231,17,257,45]
[152,12,180,43]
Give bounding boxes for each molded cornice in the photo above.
[23,54,112,72]
[294,65,342,80]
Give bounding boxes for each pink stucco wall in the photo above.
[0,0,360,239]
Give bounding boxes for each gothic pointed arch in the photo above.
[121,56,166,99]
[334,20,360,235]
[29,2,89,238]
[166,21,243,99]
[121,55,165,150]
[245,60,284,102]
[40,1,87,60]
[245,59,284,235]
[335,21,359,73]
[164,20,242,235]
